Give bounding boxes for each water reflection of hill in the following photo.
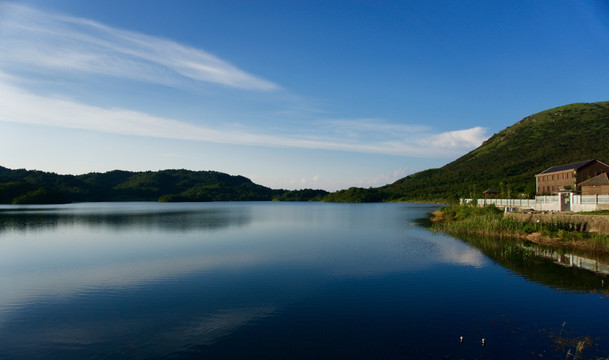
[0,205,251,233]
[457,235,609,294]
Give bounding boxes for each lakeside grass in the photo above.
[431,204,609,255]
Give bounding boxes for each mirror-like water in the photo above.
[0,202,607,359]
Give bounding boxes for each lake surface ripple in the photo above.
[0,202,607,359]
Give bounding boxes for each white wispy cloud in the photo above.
[0,74,487,157]
[306,118,488,156]
[318,118,429,141]
[0,4,488,158]
[0,3,278,90]
[424,127,488,148]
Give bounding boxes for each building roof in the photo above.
[538,159,597,175]
[579,172,609,186]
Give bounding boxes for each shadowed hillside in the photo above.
[0,168,280,204]
[0,166,331,204]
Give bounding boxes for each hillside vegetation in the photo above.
[374,101,609,202]
[0,167,329,204]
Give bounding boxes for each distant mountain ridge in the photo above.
[0,167,327,204]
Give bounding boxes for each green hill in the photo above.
[379,101,609,201]
[0,168,289,204]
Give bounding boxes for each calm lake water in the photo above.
[0,202,607,359]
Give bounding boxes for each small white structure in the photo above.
[461,198,536,210]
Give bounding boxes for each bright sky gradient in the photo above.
[1,1,608,191]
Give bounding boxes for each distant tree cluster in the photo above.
[323,187,387,203]
[273,189,329,202]
[0,167,318,204]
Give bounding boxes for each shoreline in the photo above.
[430,207,609,257]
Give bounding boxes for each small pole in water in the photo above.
[460,336,463,343]
[481,338,486,346]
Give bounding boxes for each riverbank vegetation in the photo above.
[431,204,609,255]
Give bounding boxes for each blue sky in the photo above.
[1,1,608,191]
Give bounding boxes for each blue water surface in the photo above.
[0,202,607,359]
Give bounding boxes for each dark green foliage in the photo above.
[0,168,282,204]
[11,187,69,205]
[273,189,330,201]
[0,181,37,203]
[379,101,609,201]
[323,187,387,203]
[0,181,69,204]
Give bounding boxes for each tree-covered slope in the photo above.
[0,168,283,204]
[381,101,609,201]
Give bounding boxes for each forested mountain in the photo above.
[377,101,609,201]
[0,167,320,204]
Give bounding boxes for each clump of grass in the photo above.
[432,204,524,237]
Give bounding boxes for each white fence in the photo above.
[463,195,609,212]
[461,198,536,208]
[571,195,609,212]
[578,195,609,205]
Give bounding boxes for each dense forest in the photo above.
[0,167,329,204]
[2,101,608,204]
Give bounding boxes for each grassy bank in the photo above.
[431,204,609,255]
